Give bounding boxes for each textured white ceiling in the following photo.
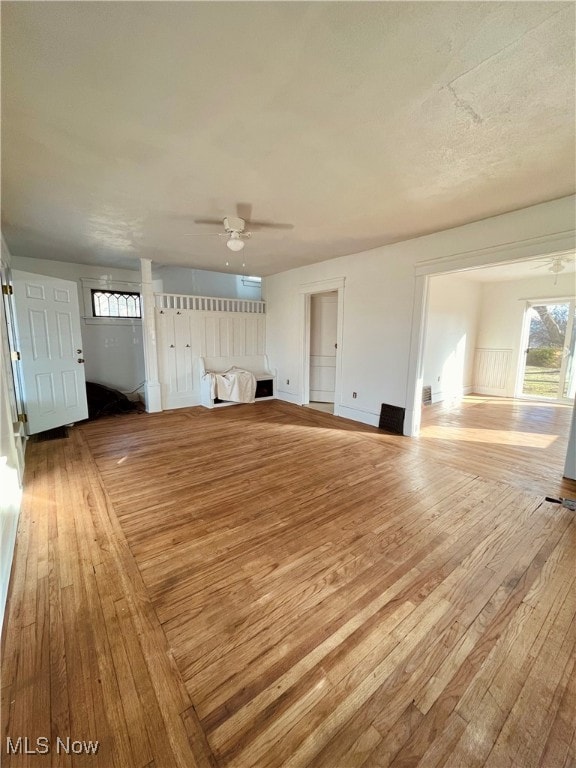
[2,2,575,276]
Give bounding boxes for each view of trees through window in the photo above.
[523,303,574,399]
[529,304,567,350]
[91,290,141,318]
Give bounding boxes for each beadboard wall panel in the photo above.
[156,309,266,410]
[473,348,513,395]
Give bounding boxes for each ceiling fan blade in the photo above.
[183,232,226,237]
[236,202,253,222]
[193,218,225,226]
[248,220,294,231]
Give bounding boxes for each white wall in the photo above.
[11,255,145,394]
[264,196,576,427]
[423,274,481,403]
[475,271,576,396]
[154,266,261,300]
[0,313,22,635]
[0,236,23,635]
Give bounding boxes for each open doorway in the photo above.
[308,291,338,414]
[517,300,576,401]
[407,247,575,488]
[299,277,344,414]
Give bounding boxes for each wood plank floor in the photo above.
[418,395,576,498]
[2,396,575,767]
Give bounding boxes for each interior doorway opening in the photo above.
[299,277,344,414]
[307,291,337,414]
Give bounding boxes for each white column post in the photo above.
[404,274,429,436]
[140,258,162,413]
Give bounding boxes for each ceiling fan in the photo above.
[186,203,294,252]
[186,216,251,252]
[530,255,573,274]
[529,254,575,286]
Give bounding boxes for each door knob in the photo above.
[76,349,82,354]
[77,358,85,363]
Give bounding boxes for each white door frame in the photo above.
[299,277,345,412]
[1,266,25,421]
[559,304,576,400]
[405,231,576,436]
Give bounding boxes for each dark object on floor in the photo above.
[545,496,576,511]
[86,381,141,420]
[35,426,69,441]
[379,403,405,435]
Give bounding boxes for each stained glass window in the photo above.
[91,290,141,318]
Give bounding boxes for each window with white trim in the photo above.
[241,276,262,287]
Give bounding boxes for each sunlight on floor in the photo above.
[420,425,559,448]
[464,395,573,409]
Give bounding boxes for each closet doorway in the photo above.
[299,277,344,415]
[309,291,338,411]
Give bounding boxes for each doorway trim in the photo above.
[405,230,576,436]
[299,277,345,413]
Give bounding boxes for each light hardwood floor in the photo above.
[2,396,575,767]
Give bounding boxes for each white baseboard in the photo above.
[431,385,474,404]
[277,391,302,405]
[473,386,509,397]
[162,394,202,410]
[336,404,380,427]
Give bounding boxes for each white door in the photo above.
[310,292,337,402]
[12,271,88,434]
[156,308,196,409]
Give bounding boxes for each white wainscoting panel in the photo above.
[156,308,266,410]
[473,348,513,395]
[201,314,266,358]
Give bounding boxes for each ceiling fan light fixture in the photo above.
[226,233,245,252]
[549,259,564,274]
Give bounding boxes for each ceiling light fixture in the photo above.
[226,232,245,251]
[548,258,565,274]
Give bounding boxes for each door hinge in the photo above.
[2,284,13,296]
[11,350,21,361]
[18,412,28,424]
